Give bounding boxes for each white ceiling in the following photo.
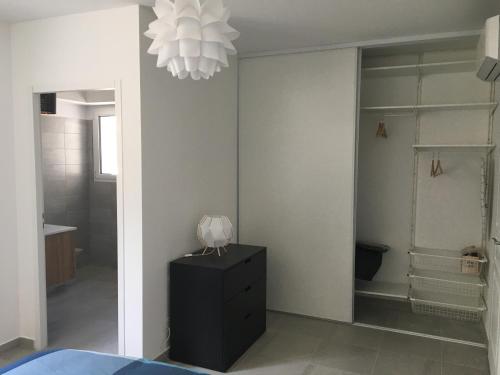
[0,0,498,54]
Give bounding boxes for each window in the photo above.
[93,112,117,182]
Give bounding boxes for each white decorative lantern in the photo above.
[144,0,239,80]
[197,215,233,256]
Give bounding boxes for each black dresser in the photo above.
[169,244,267,372]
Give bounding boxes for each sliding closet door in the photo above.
[239,48,359,322]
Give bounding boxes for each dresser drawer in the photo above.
[223,250,266,300]
[223,277,266,367]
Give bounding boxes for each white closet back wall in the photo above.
[358,49,492,286]
[415,50,491,251]
[238,48,358,322]
[358,54,418,284]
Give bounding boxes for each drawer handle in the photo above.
[244,258,252,264]
[244,313,252,320]
[244,285,252,292]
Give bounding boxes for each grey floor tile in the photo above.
[230,354,310,375]
[379,332,442,360]
[372,351,441,375]
[329,324,382,350]
[354,299,399,327]
[442,342,488,370]
[278,313,334,339]
[253,330,323,363]
[0,346,34,363]
[393,310,442,336]
[442,363,490,375]
[266,311,282,331]
[243,330,279,359]
[312,341,378,374]
[46,265,118,354]
[304,363,362,375]
[440,319,487,344]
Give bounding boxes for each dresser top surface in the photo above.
[171,244,266,270]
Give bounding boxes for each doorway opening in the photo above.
[39,89,119,353]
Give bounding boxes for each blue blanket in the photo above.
[0,349,207,375]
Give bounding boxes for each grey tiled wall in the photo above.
[42,114,118,268]
[89,178,117,268]
[41,116,92,258]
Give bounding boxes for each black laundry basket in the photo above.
[355,242,390,281]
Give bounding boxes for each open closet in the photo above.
[354,39,497,346]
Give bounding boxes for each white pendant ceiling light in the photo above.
[145,0,239,80]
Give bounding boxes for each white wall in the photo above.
[54,100,91,120]
[10,7,144,356]
[0,22,20,347]
[239,49,358,322]
[139,7,238,358]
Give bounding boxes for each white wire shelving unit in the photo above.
[412,144,496,153]
[409,289,486,321]
[409,247,488,274]
[361,102,498,115]
[358,55,495,324]
[408,247,488,320]
[408,268,486,297]
[362,60,476,78]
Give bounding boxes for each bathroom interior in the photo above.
[354,38,498,347]
[40,89,118,353]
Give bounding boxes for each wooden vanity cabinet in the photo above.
[45,232,76,287]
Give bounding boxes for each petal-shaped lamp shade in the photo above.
[145,0,239,80]
[197,215,233,249]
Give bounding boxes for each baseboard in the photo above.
[0,337,34,353]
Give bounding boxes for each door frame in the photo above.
[32,80,125,354]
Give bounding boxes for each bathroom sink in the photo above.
[44,224,77,236]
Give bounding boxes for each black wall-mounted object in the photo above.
[169,244,267,372]
[355,242,390,281]
[40,93,56,115]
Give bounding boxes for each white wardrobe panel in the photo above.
[238,48,358,322]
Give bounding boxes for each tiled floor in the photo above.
[46,265,118,353]
[172,311,490,375]
[1,297,489,374]
[355,296,487,345]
